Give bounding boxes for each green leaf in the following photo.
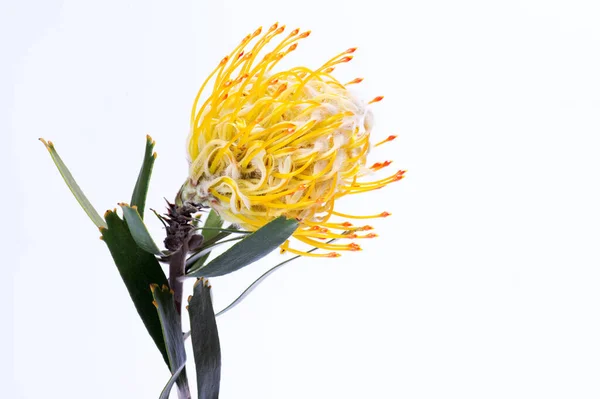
[100,210,169,366]
[39,138,106,228]
[159,363,186,399]
[130,135,156,219]
[188,278,221,399]
[186,216,299,278]
[186,237,244,274]
[200,210,224,243]
[187,253,210,277]
[119,204,163,255]
[185,210,229,274]
[151,284,190,399]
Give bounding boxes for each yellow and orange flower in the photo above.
[179,23,404,257]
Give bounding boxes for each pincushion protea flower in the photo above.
[179,23,405,257]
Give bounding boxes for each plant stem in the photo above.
[168,240,188,315]
[168,240,191,399]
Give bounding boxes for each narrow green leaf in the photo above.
[186,237,244,274]
[195,227,251,235]
[187,253,210,277]
[189,278,221,399]
[202,230,234,247]
[151,284,190,399]
[39,138,106,228]
[100,210,169,366]
[119,204,163,255]
[186,216,299,278]
[159,363,186,399]
[131,135,156,219]
[201,210,224,242]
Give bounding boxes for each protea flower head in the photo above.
[179,23,405,257]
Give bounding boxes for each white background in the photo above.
[3,0,600,398]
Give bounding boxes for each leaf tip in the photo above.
[39,138,55,150]
[193,277,211,289]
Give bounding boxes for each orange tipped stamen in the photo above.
[345,77,364,85]
[346,47,357,54]
[331,210,391,219]
[240,34,252,44]
[369,96,384,104]
[393,170,406,181]
[347,243,362,251]
[375,135,397,147]
[344,233,378,239]
[370,160,393,171]
[299,31,311,38]
[327,252,342,258]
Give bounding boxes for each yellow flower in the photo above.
[180,23,404,257]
